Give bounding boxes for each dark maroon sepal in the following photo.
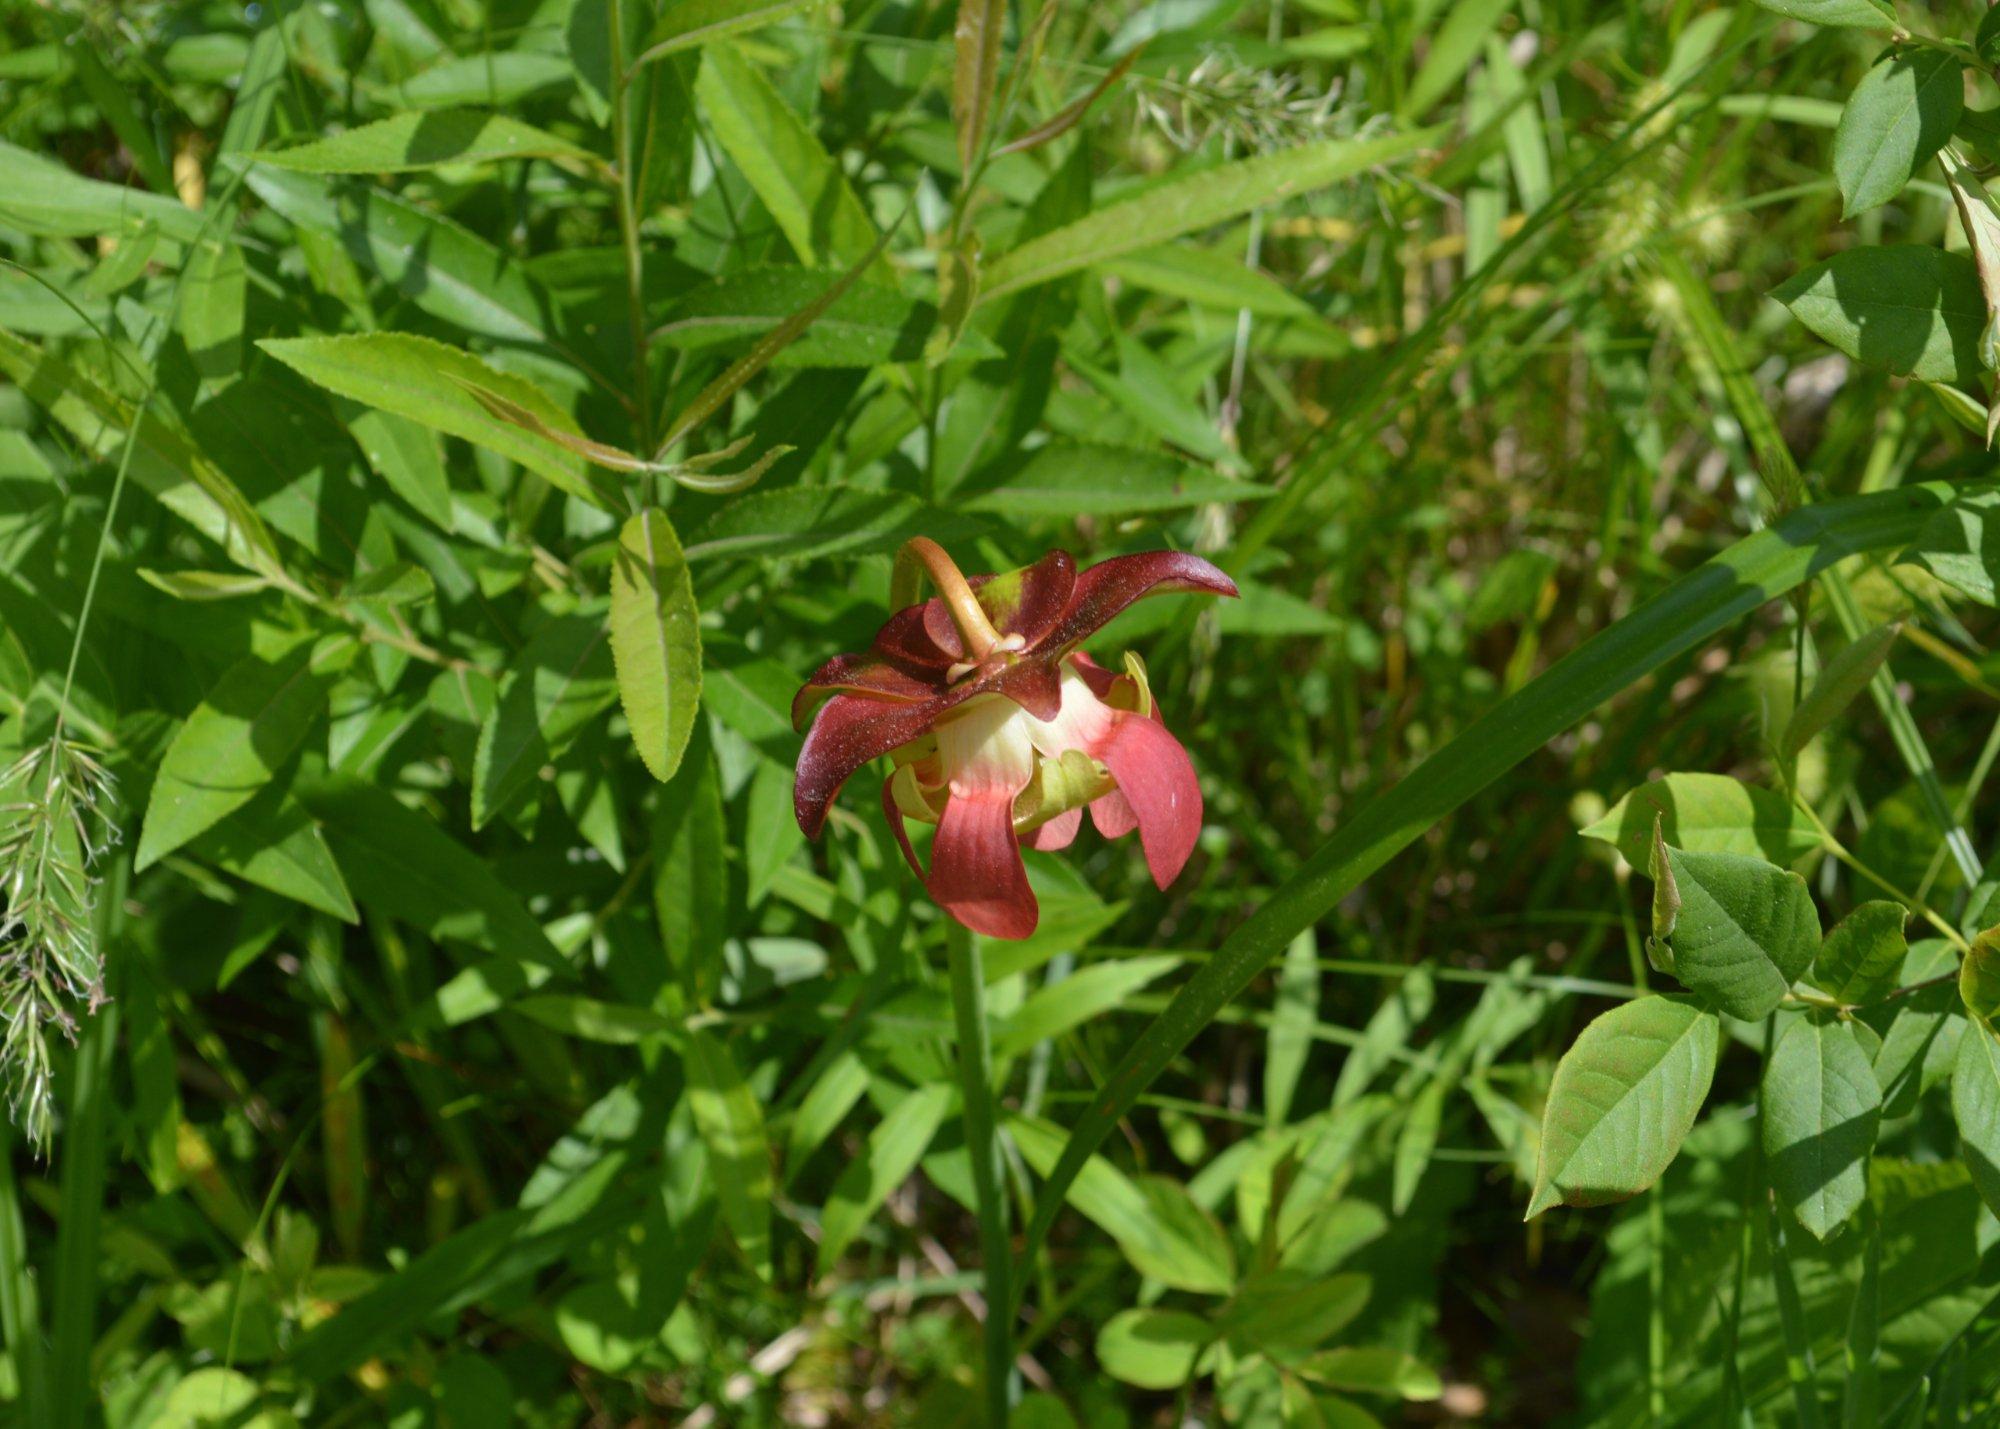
[1047,551,1237,653]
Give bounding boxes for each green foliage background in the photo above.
[4,0,2000,1423]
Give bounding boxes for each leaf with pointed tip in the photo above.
[252,109,594,172]
[1655,845,1820,1020]
[686,1029,774,1279]
[1812,901,1908,1007]
[1833,50,1962,218]
[1527,995,1718,1217]
[1763,1015,1881,1241]
[609,510,701,783]
[1581,773,1823,867]
[1772,246,1987,386]
[471,614,619,829]
[1954,1022,2000,1217]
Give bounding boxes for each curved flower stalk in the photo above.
[793,539,1236,938]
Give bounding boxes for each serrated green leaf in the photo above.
[259,334,610,509]
[1527,994,1718,1216]
[1763,1016,1881,1241]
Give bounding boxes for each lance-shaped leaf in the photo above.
[136,639,351,869]
[250,109,596,173]
[1751,0,1893,26]
[953,0,1005,175]
[685,1029,774,1278]
[261,333,613,510]
[656,212,902,452]
[471,614,619,829]
[815,1083,953,1274]
[630,0,826,72]
[997,51,1140,157]
[982,127,1437,302]
[609,510,702,783]
[1763,1015,1881,1241]
[1783,622,1899,756]
[1527,995,1719,1216]
[1653,844,1820,1020]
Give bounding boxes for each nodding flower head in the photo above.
[792,540,1237,939]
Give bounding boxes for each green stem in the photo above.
[947,920,1013,1425]
[606,0,653,457]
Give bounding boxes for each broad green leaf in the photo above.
[1812,901,1908,1006]
[252,109,593,172]
[1751,0,1894,27]
[1401,0,1516,119]
[471,613,619,829]
[1785,622,1900,755]
[195,792,359,922]
[1580,772,1824,866]
[656,269,1002,367]
[391,50,573,108]
[1096,1309,1208,1389]
[982,128,1436,302]
[1963,926,2000,1020]
[1953,1022,2000,1216]
[1102,243,1328,322]
[1833,50,1962,217]
[1902,487,2000,604]
[652,726,728,1002]
[554,1281,646,1374]
[1217,1270,1369,1359]
[260,335,609,509]
[694,42,879,269]
[632,0,824,66]
[815,1083,953,1273]
[346,407,453,530]
[137,643,337,869]
[685,1029,774,1278]
[992,956,1179,1056]
[245,168,564,346]
[609,510,701,784]
[1527,995,1719,1216]
[0,330,284,578]
[512,995,678,1044]
[1008,1115,1234,1293]
[179,236,246,381]
[1655,845,1820,1020]
[1874,939,1965,1115]
[296,773,572,1021]
[1297,1346,1444,1400]
[0,138,206,240]
[685,485,978,563]
[1763,1016,1881,1240]
[1772,246,1987,386]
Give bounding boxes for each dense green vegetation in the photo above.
[5,0,2000,1422]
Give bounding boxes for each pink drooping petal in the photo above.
[1046,552,1238,654]
[792,653,942,731]
[1089,788,1139,841]
[882,778,924,878]
[1094,712,1203,889]
[795,695,944,838]
[1023,807,1082,851]
[928,790,1038,938]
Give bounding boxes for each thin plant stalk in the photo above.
[947,919,1014,1425]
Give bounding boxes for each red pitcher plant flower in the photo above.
[792,539,1237,938]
